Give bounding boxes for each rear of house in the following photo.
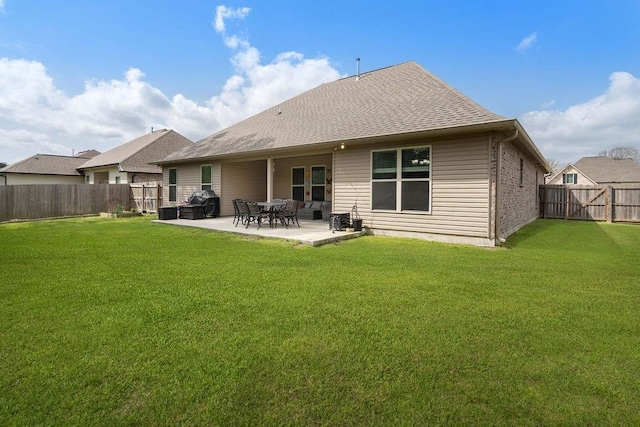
[157,62,549,246]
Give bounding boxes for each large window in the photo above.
[201,165,212,190]
[311,166,326,201]
[292,167,305,201]
[372,146,431,212]
[169,168,177,202]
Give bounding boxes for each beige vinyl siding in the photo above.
[3,174,85,185]
[162,162,221,205]
[333,136,491,238]
[220,160,266,216]
[272,154,333,201]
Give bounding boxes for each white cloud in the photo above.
[516,32,538,53]
[208,6,342,127]
[0,5,343,164]
[520,71,640,164]
[214,5,251,34]
[541,100,556,109]
[0,0,5,13]
[0,129,70,163]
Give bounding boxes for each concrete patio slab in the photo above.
[152,217,366,246]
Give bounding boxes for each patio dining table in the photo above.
[257,201,286,228]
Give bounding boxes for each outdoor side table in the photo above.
[158,206,178,220]
[179,205,205,220]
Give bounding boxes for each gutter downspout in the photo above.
[495,128,519,244]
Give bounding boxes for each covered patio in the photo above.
[152,217,366,247]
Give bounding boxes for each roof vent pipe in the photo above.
[356,57,360,81]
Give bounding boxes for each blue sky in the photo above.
[1,0,639,166]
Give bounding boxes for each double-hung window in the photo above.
[372,146,431,212]
[311,166,326,201]
[169,168,177,202]
[292,167,305,201]
[201,165,212,190]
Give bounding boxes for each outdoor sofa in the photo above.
[297,201,332,221]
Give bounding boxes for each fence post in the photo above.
[607,186,614,223]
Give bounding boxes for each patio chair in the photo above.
[235,200,250,227]
[232,199,244,226]
[271,202,288,228]
[283,199,300,227]
[245,201,264,229]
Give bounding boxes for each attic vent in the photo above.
[356,57,361,81]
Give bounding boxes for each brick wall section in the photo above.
[498,140,544,239]
[489,136,498,240]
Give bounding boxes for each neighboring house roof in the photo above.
[548,156,640,184]
[75,149,101,159]
[80,129,193,174]
[574,156,640,183]
[0,153,97,176]
[160,61,547,166]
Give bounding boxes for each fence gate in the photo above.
[539,185,640,223]
[130,184,162,213]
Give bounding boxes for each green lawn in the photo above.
[1,217,638,426]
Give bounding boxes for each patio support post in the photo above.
[267,157,274,202]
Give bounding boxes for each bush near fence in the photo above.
[0,184,132,222]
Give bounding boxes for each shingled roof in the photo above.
[80,129,193,174]
[573,156,640,183]
[0,153,96,176]
[160,61,510,163]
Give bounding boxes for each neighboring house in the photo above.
[0,150,100,185]
[79,129,193,184]
[546,156,640,187]
[156,61,550,246]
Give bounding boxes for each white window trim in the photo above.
[563,173,577,185]
[201,164,212,190]
[291,166,305,200]
[168,167,177,202]
[371,145,432,214]
[311,164,326,201]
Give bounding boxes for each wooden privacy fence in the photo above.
[0,184,132,222]
[539,185,640,223]
[130,183,162,213]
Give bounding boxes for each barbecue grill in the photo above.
[187,189,220,218]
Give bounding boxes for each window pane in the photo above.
[372,151,397,179]
[292,187,304,201]
[372,182,396,210]
[169,168,177,185]
[311,186,325,201]
[292,168,305,185]
[402,147,430,179]
[402,181,430,211]
[169,186,177,202]
[201,165,212,184]
[201,184,212,191]
[312,166,325,185]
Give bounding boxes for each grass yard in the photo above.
[1,217,639,425]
